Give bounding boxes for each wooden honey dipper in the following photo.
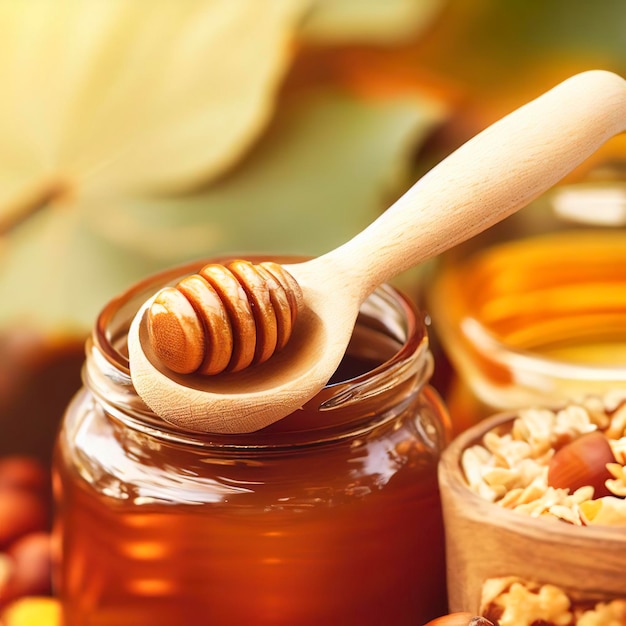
[128,70,626,434]
[145,260,301,376]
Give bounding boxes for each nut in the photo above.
[0,532,52,606]
[580,496,626,525]
[481,577,626,626]
[547,430,615,497]
[0,458,47,495]
[461,395,626,525]
[0,491,47,550]
[605,462,626,496]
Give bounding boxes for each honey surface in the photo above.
[459,230,626,363]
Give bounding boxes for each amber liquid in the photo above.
[433,230,626,429]
[53,354,448,626]
[459,231,626,359]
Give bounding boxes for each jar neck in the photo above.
[84,258,434,449]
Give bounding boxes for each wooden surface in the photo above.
[439,412,626,613]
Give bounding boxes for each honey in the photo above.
[53,259,450,625]
[429,229,626,430]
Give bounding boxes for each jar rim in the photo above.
[87,256,433,448]
[461,316,626,380]
[440,229,626,365]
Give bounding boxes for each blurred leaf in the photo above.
[301,0,445,44]
[0,88,446,334]
[93,89,447,260]
[0,0,310,220]
[458,0,626,70]
[0,205,158,335]
[372,1,626,191]
[404,0,626,101]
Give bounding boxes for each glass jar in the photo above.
[52,257,451,626]
[427,176,626,434]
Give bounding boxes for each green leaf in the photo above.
[89,89,447,262]
[301,0,446,44]
[0,206,159,336]
[410,0,626,94]
[0,88,446,334]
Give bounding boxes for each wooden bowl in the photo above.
[438,412,626,613]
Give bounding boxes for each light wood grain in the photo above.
[128,70,626,433]
[439,412,626,613]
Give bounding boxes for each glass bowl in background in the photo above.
[426,165,626,434]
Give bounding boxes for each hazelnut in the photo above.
[0,457,47,494]
[0,491,47,550]
[0,532,52,606]
[547,430,615,497]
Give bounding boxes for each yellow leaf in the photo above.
[0,88,447,334]
[0,0,310,217]
[301,0,445,44]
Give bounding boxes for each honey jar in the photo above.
[427,177,626,433]
[52,257,451,625]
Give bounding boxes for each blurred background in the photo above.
[0,0,625,463]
